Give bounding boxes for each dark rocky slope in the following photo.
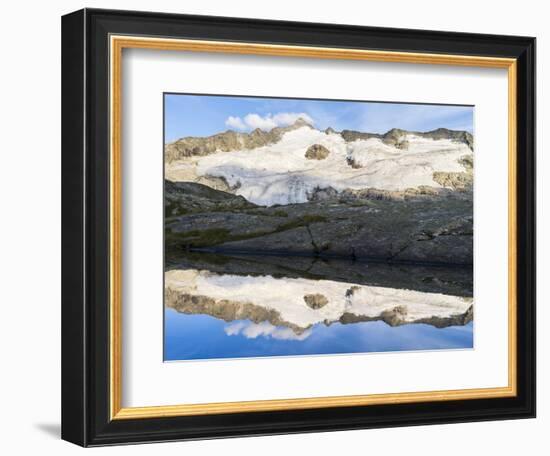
[165,181,473,265]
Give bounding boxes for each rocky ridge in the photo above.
[165,118,313,162]
[166,121,473,162]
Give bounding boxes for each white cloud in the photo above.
[224,321,246,335]
[242,113,277,130]
[225,116,247,130]
[224,321,312,341]
[225,112,314,131]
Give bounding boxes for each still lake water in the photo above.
[164,253,473,361]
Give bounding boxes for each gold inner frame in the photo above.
[109,35,518,420]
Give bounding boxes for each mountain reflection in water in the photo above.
[164,253,473,361]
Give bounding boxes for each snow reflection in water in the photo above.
[164,255,473,361]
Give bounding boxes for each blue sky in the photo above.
[164,310,472,361]
[164,93,473,143]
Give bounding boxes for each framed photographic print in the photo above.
[61,8,536,446]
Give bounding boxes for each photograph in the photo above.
[163,94,475,361]
[57,5,537,448]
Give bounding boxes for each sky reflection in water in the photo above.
[164,309,473,362]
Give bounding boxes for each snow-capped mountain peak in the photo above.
[165,124,473,206]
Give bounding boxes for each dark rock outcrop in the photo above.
[338,304,473,329]
[303,293,329,309]
[305,144,330,160]
[166,188,473,265]
[421,128,473,150]
[338,127,473,150]
[340,129,382,142]
[432,171,473,190]
[382,128,410,149]
[165,180,255,217]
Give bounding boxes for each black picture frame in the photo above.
[62,7,536,447]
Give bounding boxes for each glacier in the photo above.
[188,127,472,206]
